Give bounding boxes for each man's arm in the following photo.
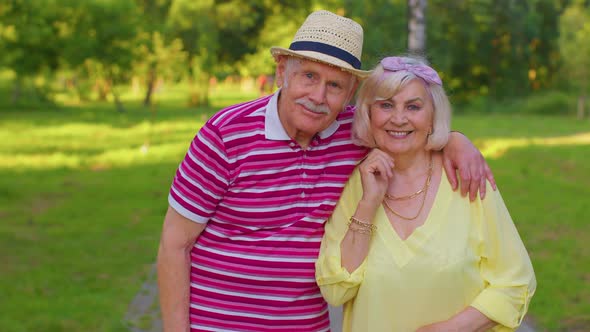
[157,206,207,332]
[442,132,497,201]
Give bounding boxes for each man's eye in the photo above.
[305,73,314,79]
[328,82,341,89]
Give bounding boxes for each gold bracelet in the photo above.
[349,216,377,231]
[348,225,373,235]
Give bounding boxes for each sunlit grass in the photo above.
[479,132,590,158]
[0,81,258,172]
[0,94,589,330]
[0,120,201,170]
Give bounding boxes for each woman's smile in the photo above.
[387,130,413,139]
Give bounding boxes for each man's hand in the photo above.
[442,132,496,201]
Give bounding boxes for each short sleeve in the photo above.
[471,184,537,330]
[168,122,231,223]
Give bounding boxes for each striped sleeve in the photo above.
[169,122,230,223]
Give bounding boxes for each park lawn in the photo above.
[0,96,589,330]
[455,115,590,330]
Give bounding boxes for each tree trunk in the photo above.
[143,69,156,107]
[96,78,110,101]
[408,0,427,55]
[578,95,585,119]
[187,75,210,107]
[112,88,125,113]
[11,77,22,104]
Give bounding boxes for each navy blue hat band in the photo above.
[289,41,362,70]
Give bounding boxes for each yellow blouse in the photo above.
[316,168,536,332]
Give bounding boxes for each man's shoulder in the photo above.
[337,104,357,121]
[207,95,272,128]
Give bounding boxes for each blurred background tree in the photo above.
[559,0,590,119]
[0,0,588,116]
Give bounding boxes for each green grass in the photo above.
[455,115,590,331]
[0,89,589,330]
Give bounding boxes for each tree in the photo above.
[61,0,140,110]
[168,0,311,106]
[133,31,187,107]
[167,0,217,106]
[408,0,427,54]
[0,0,65,104]
[237,2,312,78]
[345,0,407,69]
[134,0,174,107]
[559,3,590,118]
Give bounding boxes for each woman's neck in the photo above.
[390,150,432,177]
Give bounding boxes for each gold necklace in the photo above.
[382,156,433,221]
[385,158,433,201]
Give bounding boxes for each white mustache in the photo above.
[295,98,330,115]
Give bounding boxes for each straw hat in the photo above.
[270,10,371,78]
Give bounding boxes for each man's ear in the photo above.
[345,79,360,105]
[275,56,287,88]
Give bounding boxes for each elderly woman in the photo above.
[315,56,536,331]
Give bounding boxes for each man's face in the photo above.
[276,57,357,146]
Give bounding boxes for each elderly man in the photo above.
[157,10,494,332]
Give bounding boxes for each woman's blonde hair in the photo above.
[352,56,451,151]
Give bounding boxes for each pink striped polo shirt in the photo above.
[169,91,367,331]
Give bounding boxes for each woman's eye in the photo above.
[408,104,420,111]
[305,73,314,79]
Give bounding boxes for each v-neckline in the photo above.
[376,168,450,268]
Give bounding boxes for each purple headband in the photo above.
[380,57,442,85]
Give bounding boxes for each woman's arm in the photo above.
[415,306,496,332]
[316,150,394,305]
[469,185,536,328]
[339,200,378,272]
[340,149,393,272]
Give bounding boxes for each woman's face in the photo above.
[369,79,434,156]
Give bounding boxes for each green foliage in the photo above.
[0,0,63,75]
[559,3,590,93]
[0,0,69,103]
[133,31,188,104]
[0,0,588,110]
[426,0,566,101]
[237,4,312,77]
[346,0,408,69]
[459,90,576,116]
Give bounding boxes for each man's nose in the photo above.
[308,84,327,104]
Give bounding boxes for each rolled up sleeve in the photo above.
[315,170,367,306]
[471,186,537,330]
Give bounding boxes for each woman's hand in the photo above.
[358,149,394,205]
[416,307,496,332]
[415,321,455,332]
